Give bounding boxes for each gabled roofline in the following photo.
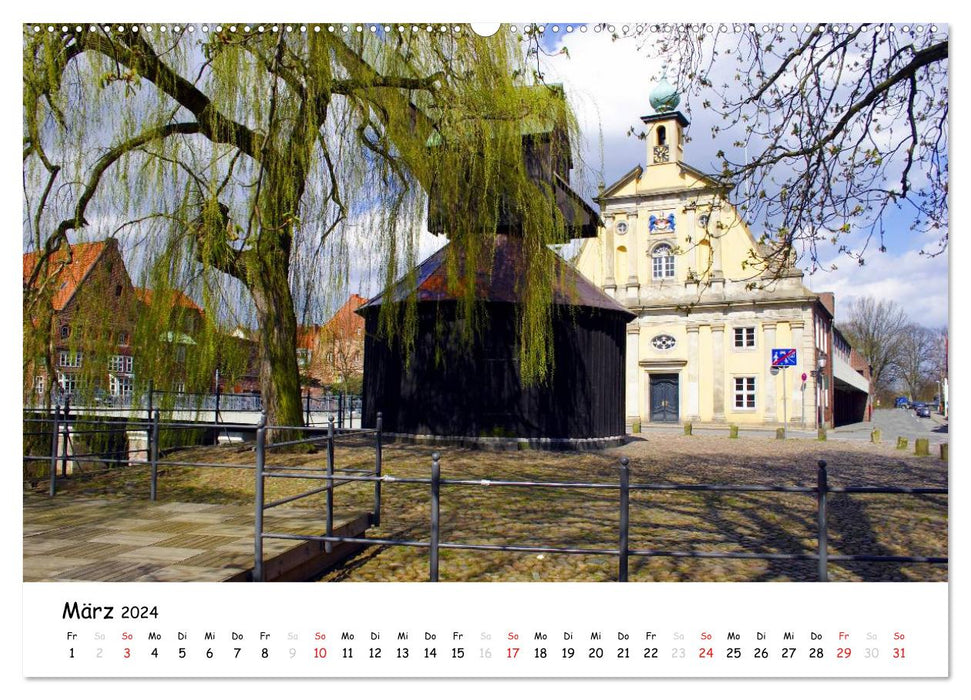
[600,164,643,199]
[58,239,115,312]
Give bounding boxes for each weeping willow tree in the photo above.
[23,23,580,434]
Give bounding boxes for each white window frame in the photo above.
[651,244,675,279]
[59,350,83,368]
[109,374,134,397]
[35,375,45,395]
[108,355,133,373]
[733,376,757,410]
[57,372,79,395]
[733,326,757,349]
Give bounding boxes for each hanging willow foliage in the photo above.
[23,24,581,433]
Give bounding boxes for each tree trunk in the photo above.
[249,251,304,441]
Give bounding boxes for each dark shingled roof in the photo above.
[359,234,634,320]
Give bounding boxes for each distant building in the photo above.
[23,238,254,402]
[24,239,138,402]
[574,80,869,428]
[297,293,367,393]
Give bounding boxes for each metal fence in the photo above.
[24,388,362,426]
[23,409,948,583]
[255,452,948,583]
[22,406,380,504]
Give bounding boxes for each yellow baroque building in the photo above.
[575,92,869,428]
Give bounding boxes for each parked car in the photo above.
[895,397,910,408]
[916,405,931,418]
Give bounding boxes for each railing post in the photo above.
[49,404,60,497]
[60,395,71,477]
[149,409,160,501]
[430,451,441,582]
[817,459,829,582]
[147,378,154,422]
[253,412,267,582]
[373,411,383,527]
[326,416,335,554]
[338,392,344,430]
[305,389,311,426]
[619,457,630,582]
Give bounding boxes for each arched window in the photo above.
[657,125,667,145]
[59,324,71,340]
[652,244,675,279]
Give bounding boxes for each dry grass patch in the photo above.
[28,433,947,583]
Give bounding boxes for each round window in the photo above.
[616,221,628,235]
[651,334,676,351]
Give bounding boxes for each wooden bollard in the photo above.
[684,422,693,436]
[915,438,929,456]
[896,437,908,450]
[729,425,739,439]
[870,428,881,443]
[940,443,948,461]
[776,427,786,440]
[817,428,827,441]
[632,420,641,434]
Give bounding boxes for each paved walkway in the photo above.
[630,409,948,444]
[23,496,368,582]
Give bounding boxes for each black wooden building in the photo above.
[357,90,635,442]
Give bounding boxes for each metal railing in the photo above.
[255,452,948,583]
[23,409,947,583]
[25,387,362,425]
[23,406,381,504]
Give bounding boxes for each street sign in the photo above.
[771,348,798,367]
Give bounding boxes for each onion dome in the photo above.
[649,75,680,113]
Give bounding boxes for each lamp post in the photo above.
[814,353,828,429]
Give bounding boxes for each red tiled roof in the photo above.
[324,294,368,333]
[296,325,321,349]
[134,287,203,313]
[22,240,109,311]
[297,295,368,348]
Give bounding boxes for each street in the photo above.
[830,407,949,445]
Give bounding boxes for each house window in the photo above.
[734,327,756,348]
[175,346,187,363]
[35,375,45,395]
[118,331,129,345]
[57,373,79,396]
[59,351,83,368]
[734,376,757,409]
[652,244,675,279]
[60,325,71,340]
[108,355,133,373]
[109,374,134,397]
[296,348,311,368]
[114,284,123,297]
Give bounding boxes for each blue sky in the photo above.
[529,23,949,328]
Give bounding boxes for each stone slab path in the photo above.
[23,496,366,582]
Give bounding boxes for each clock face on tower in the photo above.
[653,144,670,163]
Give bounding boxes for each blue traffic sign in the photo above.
[771,348,798,367]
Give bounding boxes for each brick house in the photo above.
[297,294,367,393]
[24,239,138,402]
[23,238,221,402]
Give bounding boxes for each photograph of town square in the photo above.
[22,22,947,583]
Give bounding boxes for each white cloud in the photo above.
[808,247,949,328]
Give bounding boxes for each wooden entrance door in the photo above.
[649,374,679,423]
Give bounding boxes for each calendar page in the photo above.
[17,4,955,694]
